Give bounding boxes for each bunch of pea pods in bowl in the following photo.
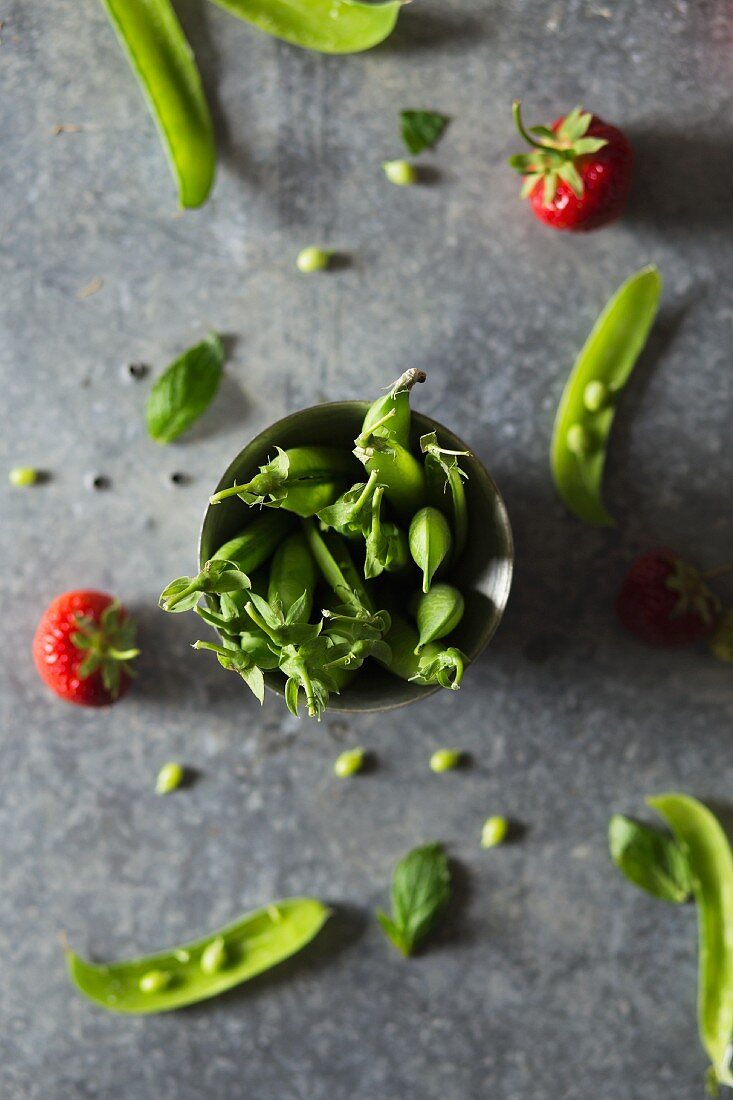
[159,371,514,717]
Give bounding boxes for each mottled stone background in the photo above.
[1,1,732,1097]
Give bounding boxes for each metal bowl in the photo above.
[199,401,513,712]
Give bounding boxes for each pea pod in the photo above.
[210,446,356,514]
[67,897,329,1014]
[412,583,464,653]
[421,432,470,559]
[317,471,381,538]
[354,416,428,520]
[302,519,375,614]
[361,369,426,448]
[409,507,452,593]
[100,0,215,208]
[209,0,404,54]
[210,510,295,573]
[551,265,662,526]
[268,532,316,622]
[647,793,733,1092]
[379,602,466,689]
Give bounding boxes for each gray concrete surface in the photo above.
[2,1,733,1096]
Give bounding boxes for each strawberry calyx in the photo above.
[663,556,720,625]
[70,599,139,698]
[509,101,608,207]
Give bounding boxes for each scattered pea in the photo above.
[139,969,172,994]
[296,246,331,274]
[200,935,227,975]
[155,762,184,795]
[481,816,508,849]
[583,380,610,412]
[429,748,461,773]
[8,467,38,487]
[334,747,365,778]
[382,159,417,186]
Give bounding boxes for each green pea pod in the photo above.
[413,583,464,653]
[268,532,316,622]
[210,446,356,512]
[211,510,295,572]
[302,519,374,613]
[647,793,733,1092]
[378,604,466,689]
[209,0,404,54]
[551,265,662,526]
[361,370,427,449]
[67,898,329,1014]
[354,423,427,520]
[100,0,215,208]
[409,507,452,593]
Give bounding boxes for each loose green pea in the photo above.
[429,748,461,773]
[9,467,38,487]
[334,747,365,778]
[296,246,331,273]
[155,762,184,795]
[481,816,508,849]
[200,935,227,975]
[382,159,417,186]
[139,969,172,994]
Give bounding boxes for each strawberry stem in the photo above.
[512,100,543,151]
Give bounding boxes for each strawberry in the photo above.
[509,102,633,232]
[615,551,721,647]
[32,590,139,706]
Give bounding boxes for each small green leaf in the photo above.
[146,332,224,445]
[609,814,692,904]
[377,842,451,957]
[400,110,450,156]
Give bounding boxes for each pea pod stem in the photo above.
[354,414,428,519]
[302,519,374,613]
[100,0,215,208]
[361,369,426,447]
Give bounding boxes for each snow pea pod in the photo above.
[551,265,662,526]
[647,793,733,1092]
[268,532,316,622]
[67,897,328,1014]
[409,507,452,593]
[100,0,215,208]
[413,583,464,653]
[362,369,427,448]
[208,0,405,54]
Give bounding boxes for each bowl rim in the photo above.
[198,400,514,713]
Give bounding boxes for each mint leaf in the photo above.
[146,332,224,444]
[609,814,692,904]
[377,842,450,956]
[400,110,449,156]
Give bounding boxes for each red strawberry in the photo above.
[32,590,139,706]
[509,102,633,231]
[615,551,721,647]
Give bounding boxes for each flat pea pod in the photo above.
[647,793,733,1092]
[412,583,464,653]
[67,897,329,1014]
[268,532,316,622]
[100,0,215,208]
[551,265,662,526]
[209,0,404,54]
[354,426,427,520]
[361,369,426,449]
[211,510,295,572]
[409,507,452,593]
[379,603,466,690]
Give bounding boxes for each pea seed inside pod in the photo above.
[408,507,452,593]
[200,935,227,975]
[139,969,172,994]
[414,583,464,653]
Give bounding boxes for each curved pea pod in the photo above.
[354,425,427,520]
[361,369,427,449]
[409,507,452,593]
[210,446,355,514]
[66,898,329,1014]
[551,265,662,526]
[209,0,404,54]
[413,583,464,653]
[421,432,470,560]
[100,0,215,208]
[268,532,316,622]
[378,605,466,690]
[211,510,295,572]
[647,794,733,1092]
